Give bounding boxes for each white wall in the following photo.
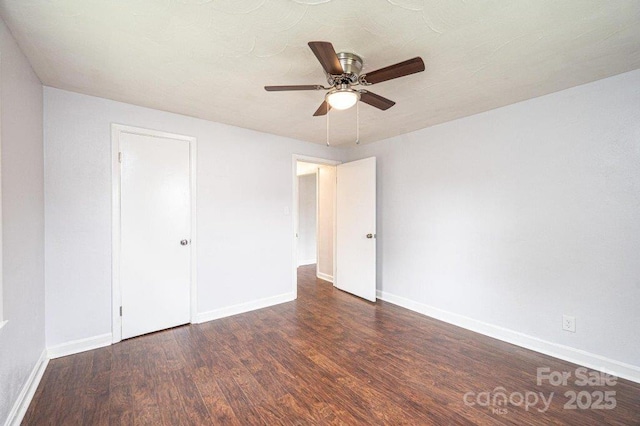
[44,87,342,347]
[317,165,335,280]
[0,18,45,424]
[297,173,317,266]
[346,69,640,372]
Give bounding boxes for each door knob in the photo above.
[366,233,374,239]
[180,239,189,246]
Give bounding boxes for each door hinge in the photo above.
[118,152,123,163]
[119,306,122,316]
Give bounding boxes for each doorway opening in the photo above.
[292,156,339,297]
[291,155,377,302]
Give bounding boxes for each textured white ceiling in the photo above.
[1,1,639,145]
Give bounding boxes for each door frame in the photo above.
[292,155,341,298]
[111,124,197,343]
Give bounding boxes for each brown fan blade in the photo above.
[264,85,324,91]
[308,41,344,75]
[360,91,396,110]
[313,100,331,116]
[361,57,425,85]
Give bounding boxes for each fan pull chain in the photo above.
[326,106,330,147]
[356,100,360,145]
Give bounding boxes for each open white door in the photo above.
[335,157,376,302]
[119,132,192,339]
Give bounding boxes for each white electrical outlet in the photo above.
[562,315,576,332]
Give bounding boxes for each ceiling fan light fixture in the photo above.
[326,88,359,110]
[265,41,424,117]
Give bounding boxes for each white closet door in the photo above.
[120,132,191,339]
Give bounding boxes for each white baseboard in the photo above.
[377,290,640,384]
[297,259,316,267]
[4,349,49,426]
[196,292,295,324]
[316,272,334,283]
[47,333,112,359]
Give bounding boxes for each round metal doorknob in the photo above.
[180,239,189,246]
[366,234,373,239]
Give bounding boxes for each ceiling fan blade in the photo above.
[361,57,425,84]
[264,85,324,91]
[360,91,396,110]
[308,41,344,75]
[313,100,331,116]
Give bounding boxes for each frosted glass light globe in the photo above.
[326,89,359,110]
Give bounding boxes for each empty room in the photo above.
[1,1,639,424]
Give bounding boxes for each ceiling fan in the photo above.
[265,41,425,116]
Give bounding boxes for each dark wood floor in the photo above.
[25,265,640,425]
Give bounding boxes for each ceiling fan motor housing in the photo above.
[334,52,363,83]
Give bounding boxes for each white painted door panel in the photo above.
[120,133,191,339]
[335,157,376,302]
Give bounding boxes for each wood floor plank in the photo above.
[80,349,112,426]
[23,265,640,425]
[168,369,213,425]
[192,367,241,426]
[80,393,110,426]
[131,371,164,425]
[214,374,264,425]
[108,383,134,425]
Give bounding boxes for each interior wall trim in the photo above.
[196,292,295,324]
[377,290,640,384]
[47,333,112,359]
[4,349,49,426]
[317,272,334,283]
